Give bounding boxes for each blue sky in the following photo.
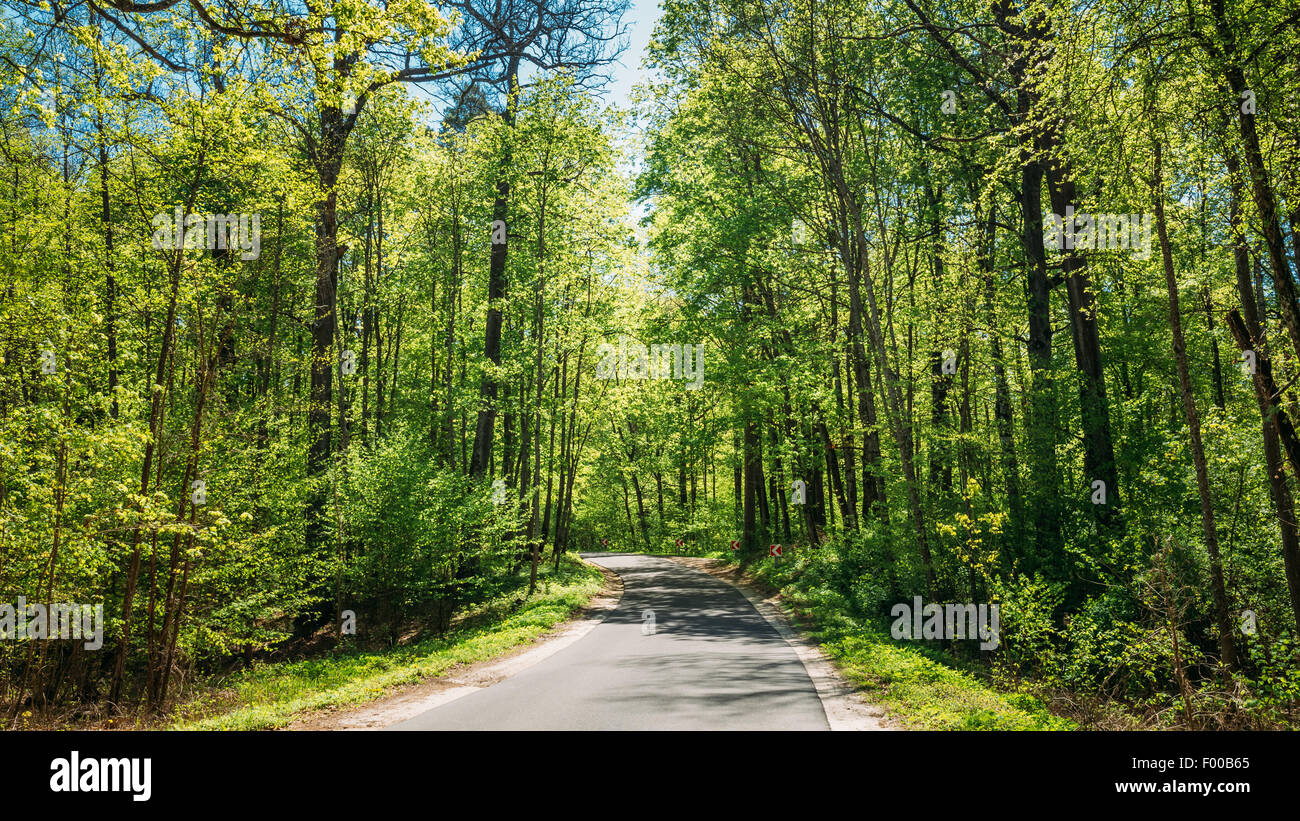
[604,0,662,111]
[602,0,661,225]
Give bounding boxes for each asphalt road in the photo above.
[388,553,830,730]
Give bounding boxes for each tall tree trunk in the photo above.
[469,58,521,478]
[979,202,1022,546]
[302,102,347,636]
[1225,137,1300,636]
[743,417,763,549]
[109,165,205,705]
[1043,158,1120,532]
[1154,140,1236,671]
[1210,1,1300,370]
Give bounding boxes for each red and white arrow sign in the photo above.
[769,544,783,558]
[729,540,740,550]
[601,538,609,546]
[675,538,684,547]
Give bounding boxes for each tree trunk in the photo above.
[1154,140,1236,670]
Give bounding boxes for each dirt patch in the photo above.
[285,560,624,730]
[663,555,897,731]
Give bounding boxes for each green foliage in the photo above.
[0,4,631,719]
[4,0,1300,732]
[333,424,513,626]
[989,574,1066,682]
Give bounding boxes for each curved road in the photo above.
[388,553,830,730]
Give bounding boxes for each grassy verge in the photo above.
[700,547,1074,730]
[169,555,605,730]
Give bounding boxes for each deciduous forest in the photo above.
[2,0,1299,730]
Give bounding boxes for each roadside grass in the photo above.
[663,544,1074,730]
[170,555,604,730]
[812,625,1072,730]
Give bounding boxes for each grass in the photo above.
[694,545,1075,730]
[169,555,604,730]
[814,626,1073,730]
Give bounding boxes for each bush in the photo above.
[989,573,1064,680]
[333,424,514,636]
